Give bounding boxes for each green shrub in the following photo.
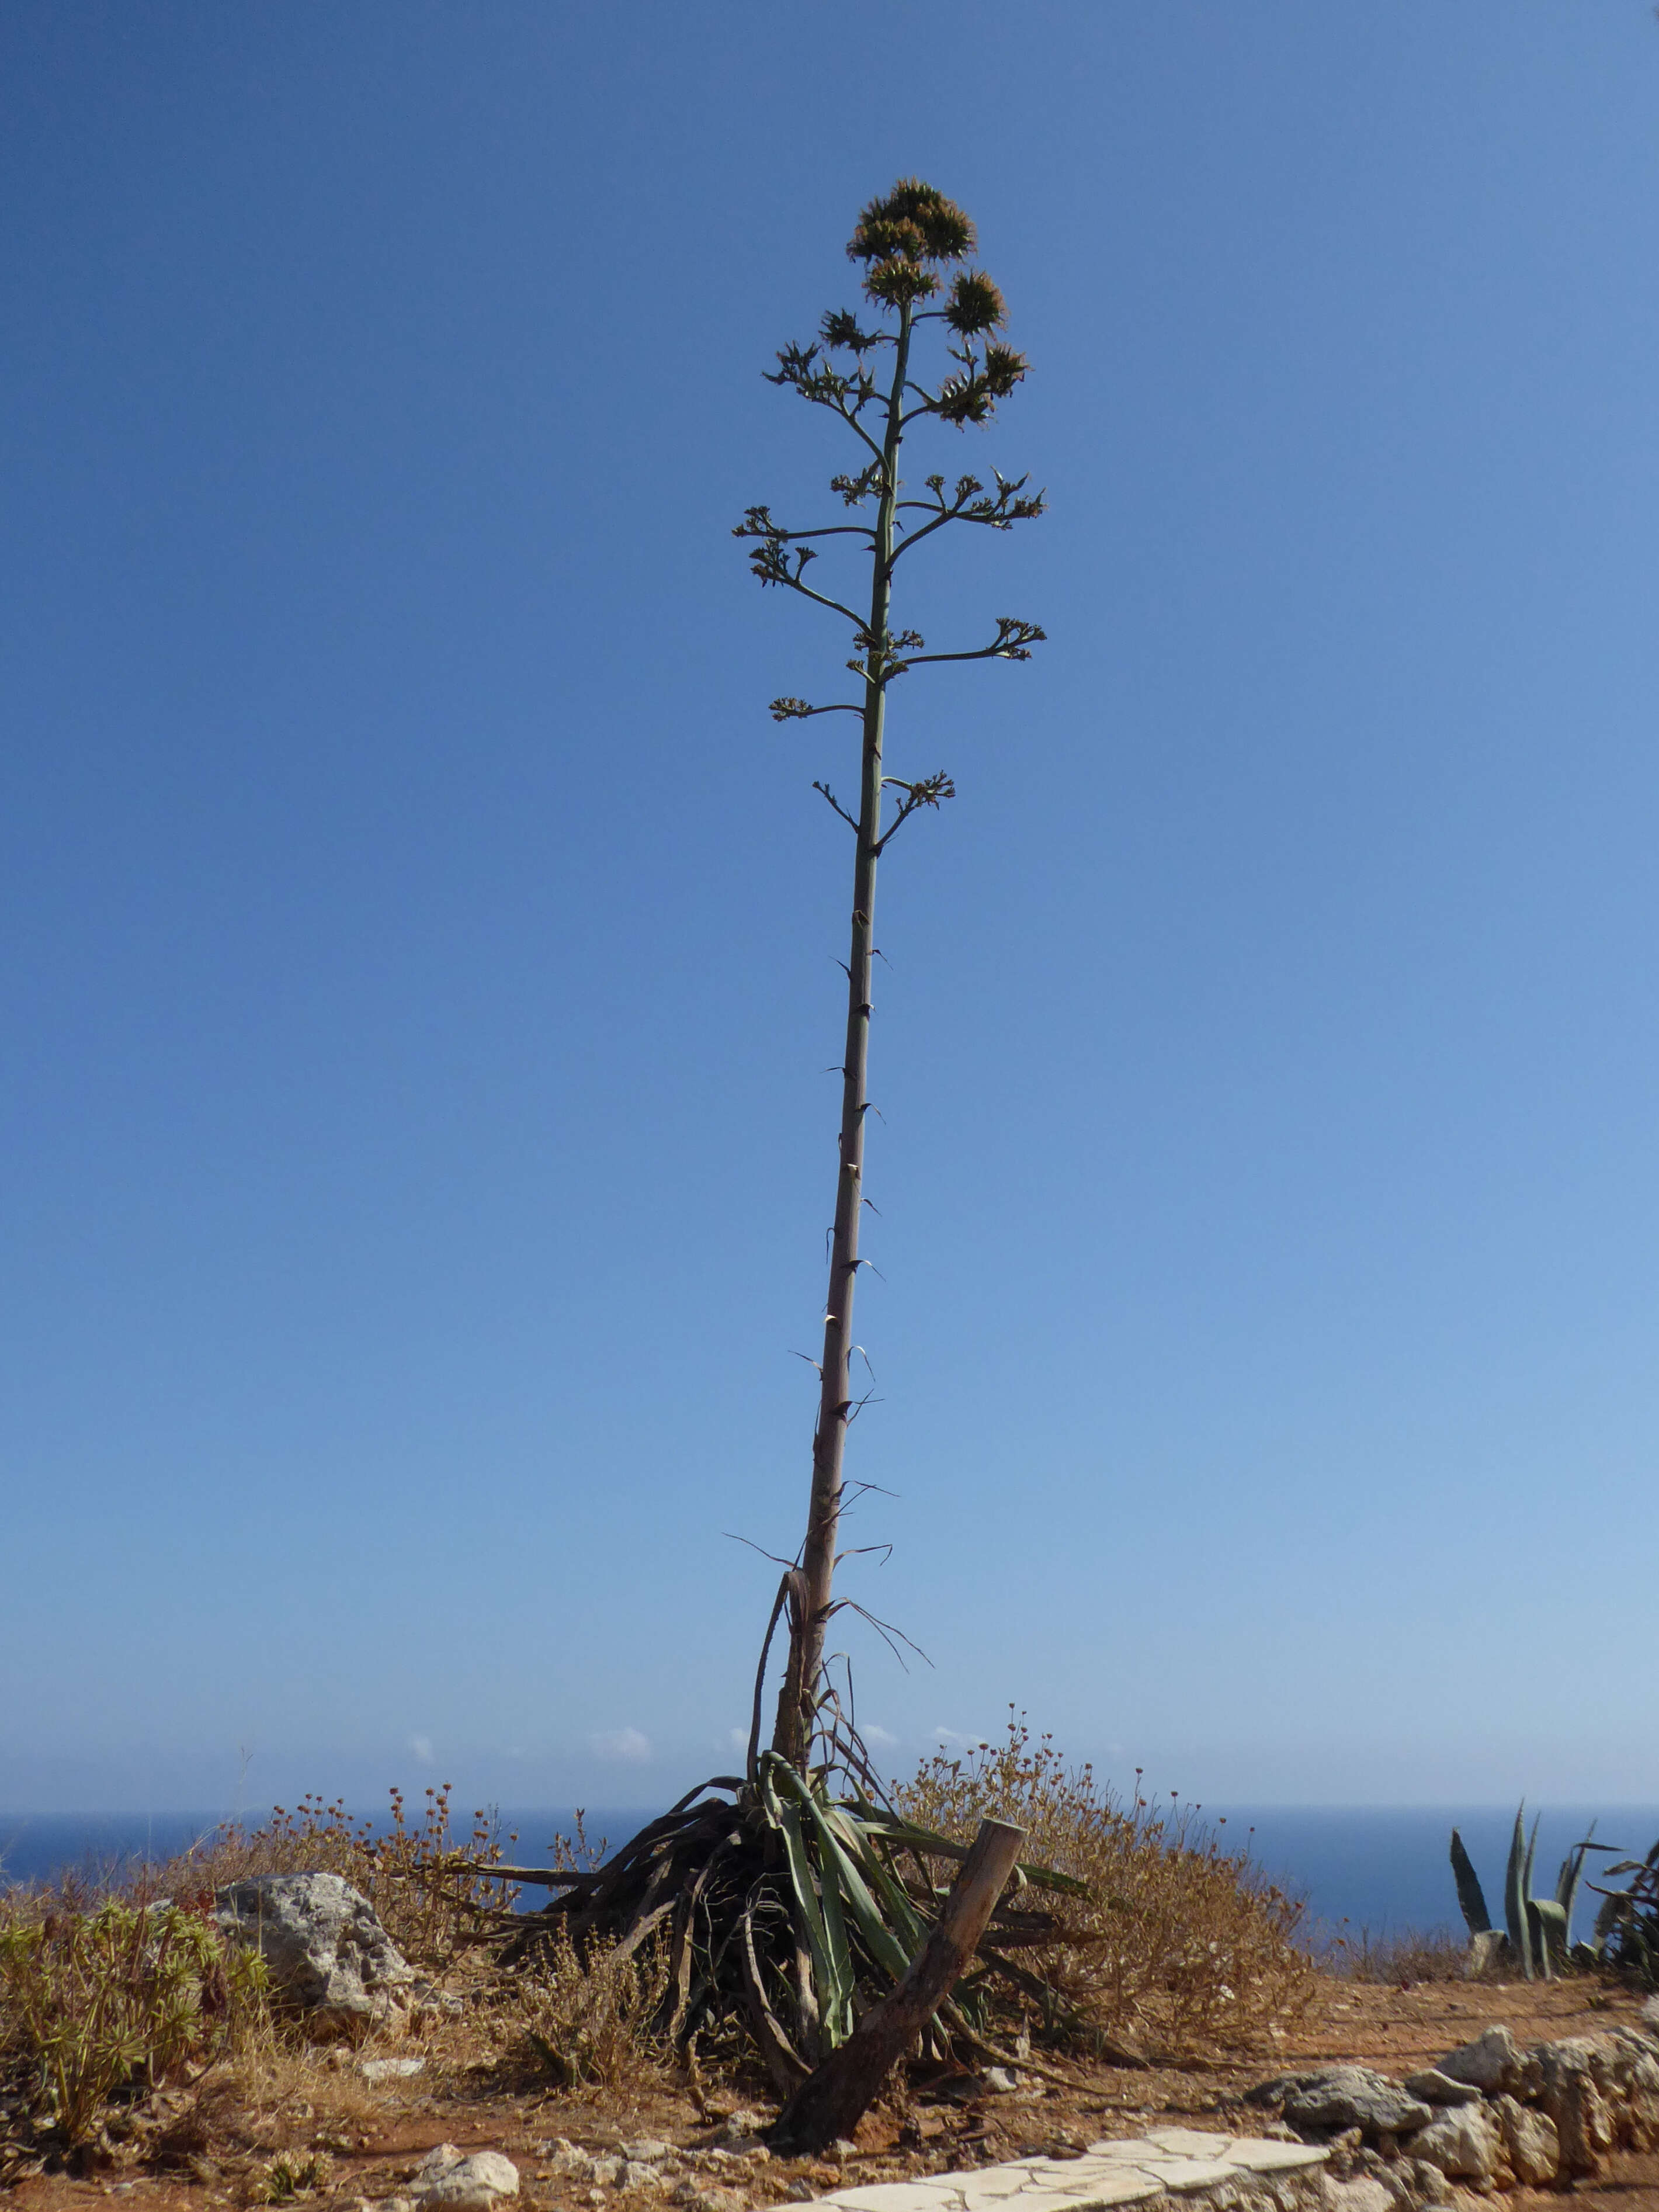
[0,1897,268,2149]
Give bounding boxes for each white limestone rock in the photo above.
[1216,2140,1330,2173]
[1533,2037,1616,2179]
[533,2141,590,2177]
[1493,2095,1559,2187]
[215,1873,415,2031]
[1408,2106,1501,2186]
[1323,2183,1392,2212]
[1271,2067,1432,2140]
[1431,2024,1522,2096]
[1401,2069,1482,2109]
[1462,1931,1508,1979]
[411,2147,520,2210]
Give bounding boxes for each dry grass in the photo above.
[892,1713,1316,2063]
[107,2044,383,2196]
[148,1784,523,1973]
[1324,1925,1474,1986]
[3,1744,1316,2166]
[506,1922,672,2092]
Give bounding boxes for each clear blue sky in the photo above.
[5,2,1658,1819]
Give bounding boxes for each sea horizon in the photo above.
[6,1800,1655,1946]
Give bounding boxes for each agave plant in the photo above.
[1587,1836,1659,1990]
[498,1708,1081,2094]
[491,182,1058,2103]
[1449,1804,1604,1979]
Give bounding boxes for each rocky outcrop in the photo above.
[1245,2010,1659,2193]
[1532,2036,1616,2177]
[1247,2066,1431,2137]
[214,1872,415,2032]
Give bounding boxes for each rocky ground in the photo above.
[6,1970,1658,2212]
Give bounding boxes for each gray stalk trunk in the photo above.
[772,306,914,1769]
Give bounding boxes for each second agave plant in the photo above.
[1449,1804,1607,1979]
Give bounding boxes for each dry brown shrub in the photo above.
[892,1713,1315,2062]
[508,1922,671,2092]
[1327,1925,1477,1985]
[151,1785,519,1971]
[122,2035,408,2190]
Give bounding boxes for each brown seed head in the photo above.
[849,178,976,262]
[945,269,1006,336]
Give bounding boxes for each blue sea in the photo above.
[4,1802,1655,1948]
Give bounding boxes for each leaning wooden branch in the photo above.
[769,1816,1027,2153]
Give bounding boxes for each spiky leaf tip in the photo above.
[820,308,880,353]
[982,343,1029,397]
[945,270,1006,336]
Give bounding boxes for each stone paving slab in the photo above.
[779,2130,1329,2212]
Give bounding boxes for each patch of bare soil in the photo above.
[7,1975,1657,2212]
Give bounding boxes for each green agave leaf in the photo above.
[762,1757,911,1989]
[828,1808,931,1957]
[1594,1888,1625,1946]
[769,1767,914,1986]
[776,1800,846,2043]
[1529,1897,1566,1980]
[1505,1804,1532,1980]
[756,1757,855,2045]
[756,1758,786,1832]
[855,1815,1088,1896]
[1449,1828,1491,1936]
[806,1822,856,2046]
[1555,1820,1595,1950]
[1522,1812,1543,1978]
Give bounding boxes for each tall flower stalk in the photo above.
[737,181,1046,1770]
